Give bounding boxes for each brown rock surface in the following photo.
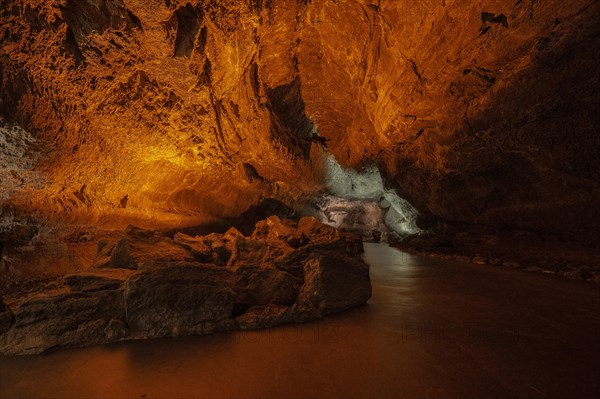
[173,232,233,264]
[297,254,372,316]
[0,299,14,335]
[64,269,137,292]
[124,264,238,337]
[95,225,193,269]
[1,0,598,242]
[0,217,372,354]
[0,289,126,354]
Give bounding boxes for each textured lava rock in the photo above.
[63,269,136,292]
[0,289,126,355]
[124,265,237,337]
[0,299,14,336]
[2,0,598,242]
[95,225,193,269]
[173,232,233,265]
[235,304,294,330]
[0,217,371,354]
[298,254,372,315]
[237,269,301,306]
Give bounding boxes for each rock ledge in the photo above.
[0,217,371,355]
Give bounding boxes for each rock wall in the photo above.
[0,0,326,228]
[1,0,599,240]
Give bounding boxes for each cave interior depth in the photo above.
[0,0,599,397]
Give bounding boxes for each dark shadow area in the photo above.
[266,76,314,159]
[160,198,297,238]
[172,3,202,58]
[60,0,142,39]
[391,3,600,245]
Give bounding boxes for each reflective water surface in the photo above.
[1,244,599,398]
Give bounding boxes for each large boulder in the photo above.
[0,289,126,355]
[269,217,365,278]
[296,254,372,316]
[0,217,372,354]
[124,264,237,337]
[251,216,345,249]
[294,216,364,256]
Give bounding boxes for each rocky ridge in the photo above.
[0,216,371,355]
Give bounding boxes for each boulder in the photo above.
[296,253,372,316]
[125,264,238,337]
[250,216,335,250]
[296,216,364,256]
[0,217,372,354]
[0,289,126,354]
[231,216,363,274]
[272,233,363,279]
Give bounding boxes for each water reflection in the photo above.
[1,244,599,398]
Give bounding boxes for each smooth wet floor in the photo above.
[1,243,599,398]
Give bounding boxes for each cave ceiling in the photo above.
[1,0,599,239]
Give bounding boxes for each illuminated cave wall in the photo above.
[1,0,330,228]
[313,155,419,237]
[1,0,599,239]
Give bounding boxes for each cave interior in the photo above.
[0,0,599,397]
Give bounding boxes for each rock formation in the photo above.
[1,0,598,241]
[0,216,371,354]
[1,0,599,351]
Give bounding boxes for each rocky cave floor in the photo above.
[395,227,600,283]
[0,216,371,355]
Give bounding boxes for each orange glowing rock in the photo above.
[0,0,598,239]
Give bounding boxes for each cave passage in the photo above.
[1,0,599,396]
[312,155,419,239]
[1,244,597,398]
